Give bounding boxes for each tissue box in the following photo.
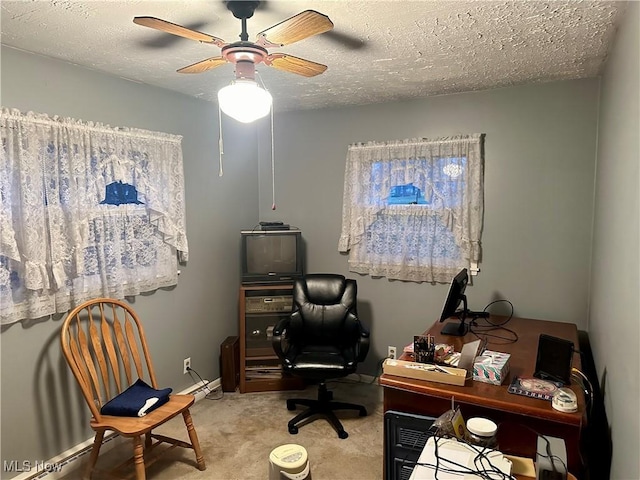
[473,350,511,385]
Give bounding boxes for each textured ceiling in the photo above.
[0,0,627,112]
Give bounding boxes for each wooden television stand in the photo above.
[238,283,304,393]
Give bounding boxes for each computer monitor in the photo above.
[439,268,488,336]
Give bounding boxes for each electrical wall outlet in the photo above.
[183,357,191,374]
[388,346,397,360]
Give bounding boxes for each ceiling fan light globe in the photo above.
[218,80,272,123]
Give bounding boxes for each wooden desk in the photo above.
[380,316,586,478]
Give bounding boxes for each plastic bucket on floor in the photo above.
[269,444,311,480]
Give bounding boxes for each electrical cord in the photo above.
[571,367,594,418]
[468,299,519,347]
[369,355,391,384]
[416,435,516,479]
[481,299,515,326]
[330,355,389,386]
[541,436,567,476]
[396,423,439,474]
[187,366,224,401]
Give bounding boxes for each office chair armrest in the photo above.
[271,317,290,359]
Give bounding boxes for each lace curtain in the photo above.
[0,107,188,324]
[338,134,484,283]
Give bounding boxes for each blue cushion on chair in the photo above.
[101,379,172,417]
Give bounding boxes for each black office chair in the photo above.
[272,273,370,439]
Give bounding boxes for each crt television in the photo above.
[241,230,304,284]
[439,268,488,336]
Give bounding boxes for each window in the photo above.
[0,108,188,324]
[338,135,484,283]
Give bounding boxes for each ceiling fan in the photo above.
[133,1,334,81]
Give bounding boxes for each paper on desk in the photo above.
[409,437,512,480]
[458,340,481,373]
[412,449,469,479]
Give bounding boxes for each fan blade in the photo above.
[256,10,333,47]
[177,57,228,74]
[265,54,327,77]
[133,17,227,48]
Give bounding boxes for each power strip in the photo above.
[190,379,221,402]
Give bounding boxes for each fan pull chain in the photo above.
[270,106,276,210]
[257,70,276,211]
[218,105,224,177]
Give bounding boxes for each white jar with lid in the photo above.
[466,417,498,449]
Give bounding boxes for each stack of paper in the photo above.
[409,437,512,480]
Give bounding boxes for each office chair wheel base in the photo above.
[288,425,299,434]
[286,400,297,411]
[338,430,348,439]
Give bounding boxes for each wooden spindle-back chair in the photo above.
[60,298,206,480]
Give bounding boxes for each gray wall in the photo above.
[2,13,637,476]
[258,79,600,375]
[591,3,640,479]
[0,46,259,473]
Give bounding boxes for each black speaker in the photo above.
[536,435,567,480]
[534,334,574,385]
[220,336,239,392]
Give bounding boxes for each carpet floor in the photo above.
[60,378,385,480]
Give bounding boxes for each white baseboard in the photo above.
[181,378,220,402]
[6,434,123,480]
[10,378,221,480]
